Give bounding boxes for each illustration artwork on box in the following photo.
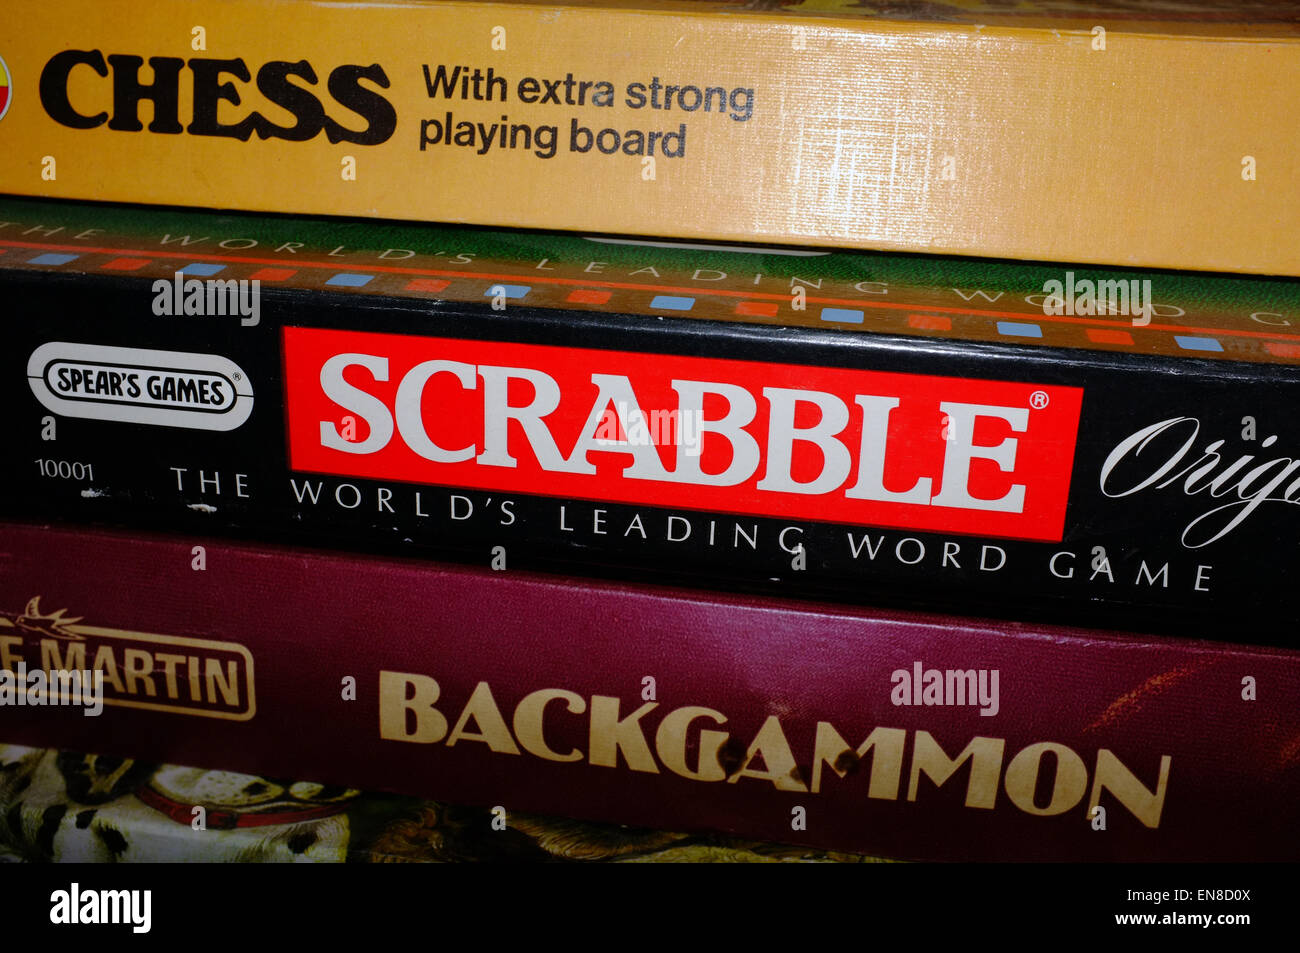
[0,745,880,863]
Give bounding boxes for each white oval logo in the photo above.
[28,342,253,431]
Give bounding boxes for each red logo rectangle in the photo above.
[282,328,1082,542]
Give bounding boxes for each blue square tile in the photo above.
[650,295,696,311]
[996,321,1043,338]
[485,284,531,299]
[819,307,864,324]
[1174,335,1223,353]
[28,253,79,266]
[179,262,226,277]
[326,272,375,288]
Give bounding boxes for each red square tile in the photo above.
[249,267,297,282]
[1085,328,1135,345]
[101,257,152,271]
[1265,341,1300,359]
[567,289,612,305]
[405,277,451,293]
[735,300,778,317]
[908,314,952,330]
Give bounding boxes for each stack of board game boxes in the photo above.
[0,0,1297,863]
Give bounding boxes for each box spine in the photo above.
[2,1,1298,274]
[1,521,1297,862]
[4,270,1297,635]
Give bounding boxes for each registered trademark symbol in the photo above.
[1029,390,1049,409]
[232,372,242,381]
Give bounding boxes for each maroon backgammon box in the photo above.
[1,521,1296,862]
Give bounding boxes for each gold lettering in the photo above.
[512,688,585,762]
[204,658,239,706]
[0,636,23,671]
[727,715,806,791]
[92,645,126,694]
[446,681,521,754]
[655,705,727,781]
[1088,749,1171,828]
[1003,742,1088,815]
[810,722,906,798]
[124,649,158,697]
[588,695,659,772]
[40,638,86,672]
[907,731,1004,809]
[155,653,186,699]
[378,670,448,743]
